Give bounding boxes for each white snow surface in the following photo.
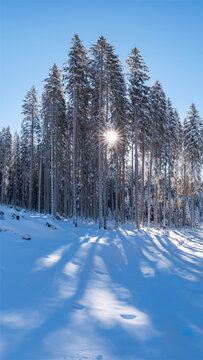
[0,206,203,360]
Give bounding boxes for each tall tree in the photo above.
[91,37,128,228]
[149,81,166,228]
[127,48,149,228]
[0,127,12,204]
[43,63,66,217]
[90,36,110,228]
[9,131,21,205]
[22,86,39,211]
[183,104,202,227]
[173,109,182,227]
[166,98,177,226]
[64,34,90,226]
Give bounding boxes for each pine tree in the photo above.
[63,34,90,226]
[10,132,21,205]
[173,109,182,227]
[148,81,166,228]
[90,36,110,228]
[126,47,149,228]
[0,127,12,204]
[43,63,66,217]
[183,104,203,227]
[166,98,177,227]
[22,86,39,211]
[107,45,128,225]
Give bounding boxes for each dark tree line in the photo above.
[0,35,202,228]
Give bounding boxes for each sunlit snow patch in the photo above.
[34,244,71,271]
[0,310,43,329]
[140,261,155,277]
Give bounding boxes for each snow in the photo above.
[0,206,203,360]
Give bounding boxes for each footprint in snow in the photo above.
[95,270,107,275]
[72,260,82,266]
[72,303,85,310]
[120,314,136,320]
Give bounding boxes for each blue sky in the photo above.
[1,0,202,133]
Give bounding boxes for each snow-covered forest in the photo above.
[0,35,202,228]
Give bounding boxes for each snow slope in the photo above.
[0,206,203,360]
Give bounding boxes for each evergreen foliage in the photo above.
[0,36,202,228]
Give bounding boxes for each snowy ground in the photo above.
[0,206,203,360]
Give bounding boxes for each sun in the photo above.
[105,130,118,145]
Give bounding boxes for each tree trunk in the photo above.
[98,52,103,228]
[158,158,162,226]
[183,164,186,226]
[175,158,179,227]
[54,141,57,216]
[72,85,77,226]
[38,142,43,213]
[43,122,48,214]
[191,163,194,228]
[154,151,158,229]
[1,151,6,204]
[163,161,166,228]
[29,112,34,212]
[111,178,114,216]
[64,136,69,217]
[103,145,107,229]
[141,141,145,227]
[131,142,134,221]
[147,146,153,229]
[121,148,125,224]
[119,159,122,223]
[191,196,194,228]
[94,176,97,223]
[115,152,119,228]
[51,102,55,218]
[168,162,172,227]
[134,110,139,228]
[22,164,25,208]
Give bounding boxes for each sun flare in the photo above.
[105,130,118,145]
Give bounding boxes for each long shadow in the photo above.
[4,225,203,360]
[141,230,203,279]
[62,232,103,322]
[113,228,203,360]
[25,235,94,305]
[119,228,203,281]
[182,229,203,242]
[148,229,202,262]
[148,233,202,282]
[4,228,105,360]
[98,229,165,358]
[101,228,147,305]
[12,231,105,360]
[69,229,157,360]
[161,231,203,261]
[167,229,203,249]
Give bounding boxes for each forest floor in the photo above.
[0,205,203,360]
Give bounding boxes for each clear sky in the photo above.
[1,0,202,133]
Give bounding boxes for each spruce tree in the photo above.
[43,63,66,217]
[22,86,39,211]
[0,127,12,205]
[126,47,149,228]
[90,36,111,228]
[150,81,166,228]
[63,34,90,226]
[183,104,203,227]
